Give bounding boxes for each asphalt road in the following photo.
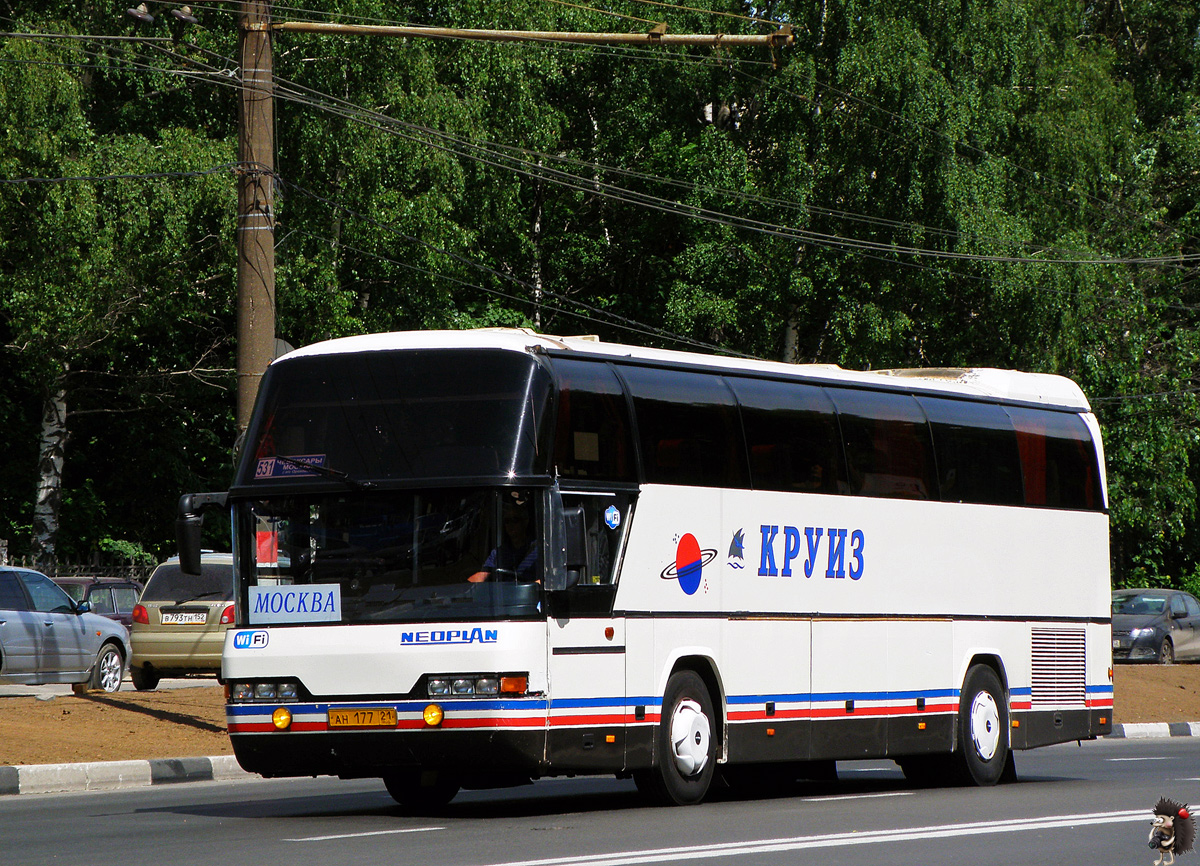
[4,736,1194,866]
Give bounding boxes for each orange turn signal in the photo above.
[500,676,528,695]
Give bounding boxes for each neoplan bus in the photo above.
[178,328,1112,807]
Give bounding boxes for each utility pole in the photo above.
[230,12,790,431]
[236,0,275,433]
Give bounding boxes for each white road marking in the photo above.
[479,810,1149,866]
[803,791,912,802]
[1108,757,1171,761]
[286,826,443,842]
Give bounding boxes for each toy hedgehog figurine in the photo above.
[1150,797,1196,865]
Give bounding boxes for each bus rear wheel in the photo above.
[383,770,460,811]
[953,665,1010,786]
[634,670,716,806]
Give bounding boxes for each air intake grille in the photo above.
[1031,628,1086,707]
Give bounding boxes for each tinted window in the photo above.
[19,572,76,613]
[917,397,1023,506]
[730,377,845,493]
[240,349,554,485]
[143,562,234,602]
[113,586,140,613]
[551,359,636,483]
[58,582,85,602]
[828,390,937,500]
[1186,595,1200,617]
[1007,407,1103,510]
[0,571,28,610]
[88,587,115,614]
[621,366,749,488]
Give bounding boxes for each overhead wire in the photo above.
[7,20,1180,268]
[282,179,758,357]
[19,28,1189,324]
[7,23,1197,334]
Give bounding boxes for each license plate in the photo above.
[161,611,207,625]
[1113,638,1128,648]
[328,707,398,729]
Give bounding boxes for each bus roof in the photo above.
[280,328,1093,411]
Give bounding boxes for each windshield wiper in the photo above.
[269,454,374,490]
[173,590,227,605]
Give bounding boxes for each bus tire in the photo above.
[953,664,1009,786]
[383,771,460,811]
[635,670,716,806]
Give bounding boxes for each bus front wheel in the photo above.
[953,665,1010,786]
[634,670,717,806]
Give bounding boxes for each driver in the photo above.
[468,491,538,582]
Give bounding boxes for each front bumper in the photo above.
[227,697,549,779]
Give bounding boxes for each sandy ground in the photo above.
[1,666,1198,766]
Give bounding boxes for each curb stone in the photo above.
[1107,722,1200,739]
[2,725,1197,796]
[0,755,253,796]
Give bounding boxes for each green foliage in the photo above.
[1,0,1199,586]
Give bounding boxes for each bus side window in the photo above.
[560,495,628,586]
[729,377,845,494]
[917,396,1023,506]
[550,359,636,483]
[620,365,749,489]
[1006,407,1103,511]
[828,390,937,500]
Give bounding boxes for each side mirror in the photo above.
[75,600,91,615]
[177,512,204,576]
[544,493,583,592]
[176,492,228,575]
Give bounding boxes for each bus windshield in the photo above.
[239,488,543,624]
[237,349,553,487]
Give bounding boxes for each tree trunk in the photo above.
[531,172,544,330]
[32,382,68,574]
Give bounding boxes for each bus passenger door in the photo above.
[545,492,632,772]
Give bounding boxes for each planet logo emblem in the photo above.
[660,533,717,595]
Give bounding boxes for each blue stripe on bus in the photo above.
[226,683,1110,717]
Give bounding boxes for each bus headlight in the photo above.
[227,680,302,703]
[427,673,528,698]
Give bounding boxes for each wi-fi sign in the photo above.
[233,630,269,649]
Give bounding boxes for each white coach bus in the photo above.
[179,328,1112,806]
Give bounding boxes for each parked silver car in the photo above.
[0,567,130,693]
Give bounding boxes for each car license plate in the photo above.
[161,611,207,625]
[328,707,397,729]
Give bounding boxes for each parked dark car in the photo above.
[52,577,143,629]
[1112,588,1200,664]
[0,567,130,692]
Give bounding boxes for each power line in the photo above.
[282,179,756,357]
[0,164,239,185]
